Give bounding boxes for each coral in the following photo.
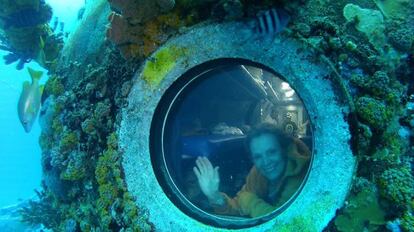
[94,100,112,119]
[59,131,79,154]
[401,211,414,232]
[387,21,414,52]
[23,0,414,230]
[355,96,393,131]
[373,0,413,20]
[81,118,96,135]
[343,4,385,51]
[60,151,87,181]
[106,9,185,59]
[21,32,156,230]
[356,123,372,156]
[378,164,414,210]
[143,45,187,87]
[108,0,175,22]
[19,187,62,228]
[44,76,65,97]
[350,71,405,103]
[0,0,63,70]
[105,0,183,59]
[211,0,244,21]
[334,188,386,231]
[105,12,135,45]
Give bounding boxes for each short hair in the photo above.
[245,123,291,159]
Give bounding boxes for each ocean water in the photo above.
[0,0,84,209]
[0,57,45,208]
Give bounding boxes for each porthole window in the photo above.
[150,59,313,228]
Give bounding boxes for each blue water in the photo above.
[0,0,84,208]
[0,57,45,207]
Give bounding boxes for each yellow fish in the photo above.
[18,67,44,133]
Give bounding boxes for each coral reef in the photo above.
[355,96,393,131]
[21,41,154,230]
[288,0,413,231]
[343,4,385,51]
[401,211,414,232]
[20,0,414,230]
[105,0,182,59]
[0,0,63,70]
[373,0,413,20]
[378,164,414,211]
[334,188,386,231]
[19,188,62,229]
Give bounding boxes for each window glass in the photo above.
[153,61,313,224]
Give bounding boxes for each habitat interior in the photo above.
[162,64,313,218]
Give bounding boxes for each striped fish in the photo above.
[254,8,290,35]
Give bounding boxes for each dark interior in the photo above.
[162,64,312,214]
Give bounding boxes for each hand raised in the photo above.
[193,157,220,199]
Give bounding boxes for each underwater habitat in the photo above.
[0,0,413,231]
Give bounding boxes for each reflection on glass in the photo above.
[163,64,312,219]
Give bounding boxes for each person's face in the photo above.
[250,133,286,181]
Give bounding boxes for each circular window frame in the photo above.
[150,58,315,228]
[120,22,356,231]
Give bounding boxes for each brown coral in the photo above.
[106,0,179,59]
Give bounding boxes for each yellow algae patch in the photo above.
[142,46,187,87]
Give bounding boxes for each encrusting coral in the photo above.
[343,4,386,51]
[106,0,179,59]
[378,164,414,211]
[17,0,414,230]
[0,0,63,70]
[334,188,386,232]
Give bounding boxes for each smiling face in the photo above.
[249,133,286,181]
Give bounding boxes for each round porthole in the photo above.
[150,58,314,228]
[121,22,355,231]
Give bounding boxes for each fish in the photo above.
[17,67,44,133]
[36,36,47,67]
[253,8,290,35]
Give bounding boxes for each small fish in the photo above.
[253,8,290,35]
[18,67,44,133]
[37,36,46,64]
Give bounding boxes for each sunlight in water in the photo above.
[0,0,85,208]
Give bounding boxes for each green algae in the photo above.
[142,46,187,87]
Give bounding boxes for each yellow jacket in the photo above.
[212,138,311,218]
